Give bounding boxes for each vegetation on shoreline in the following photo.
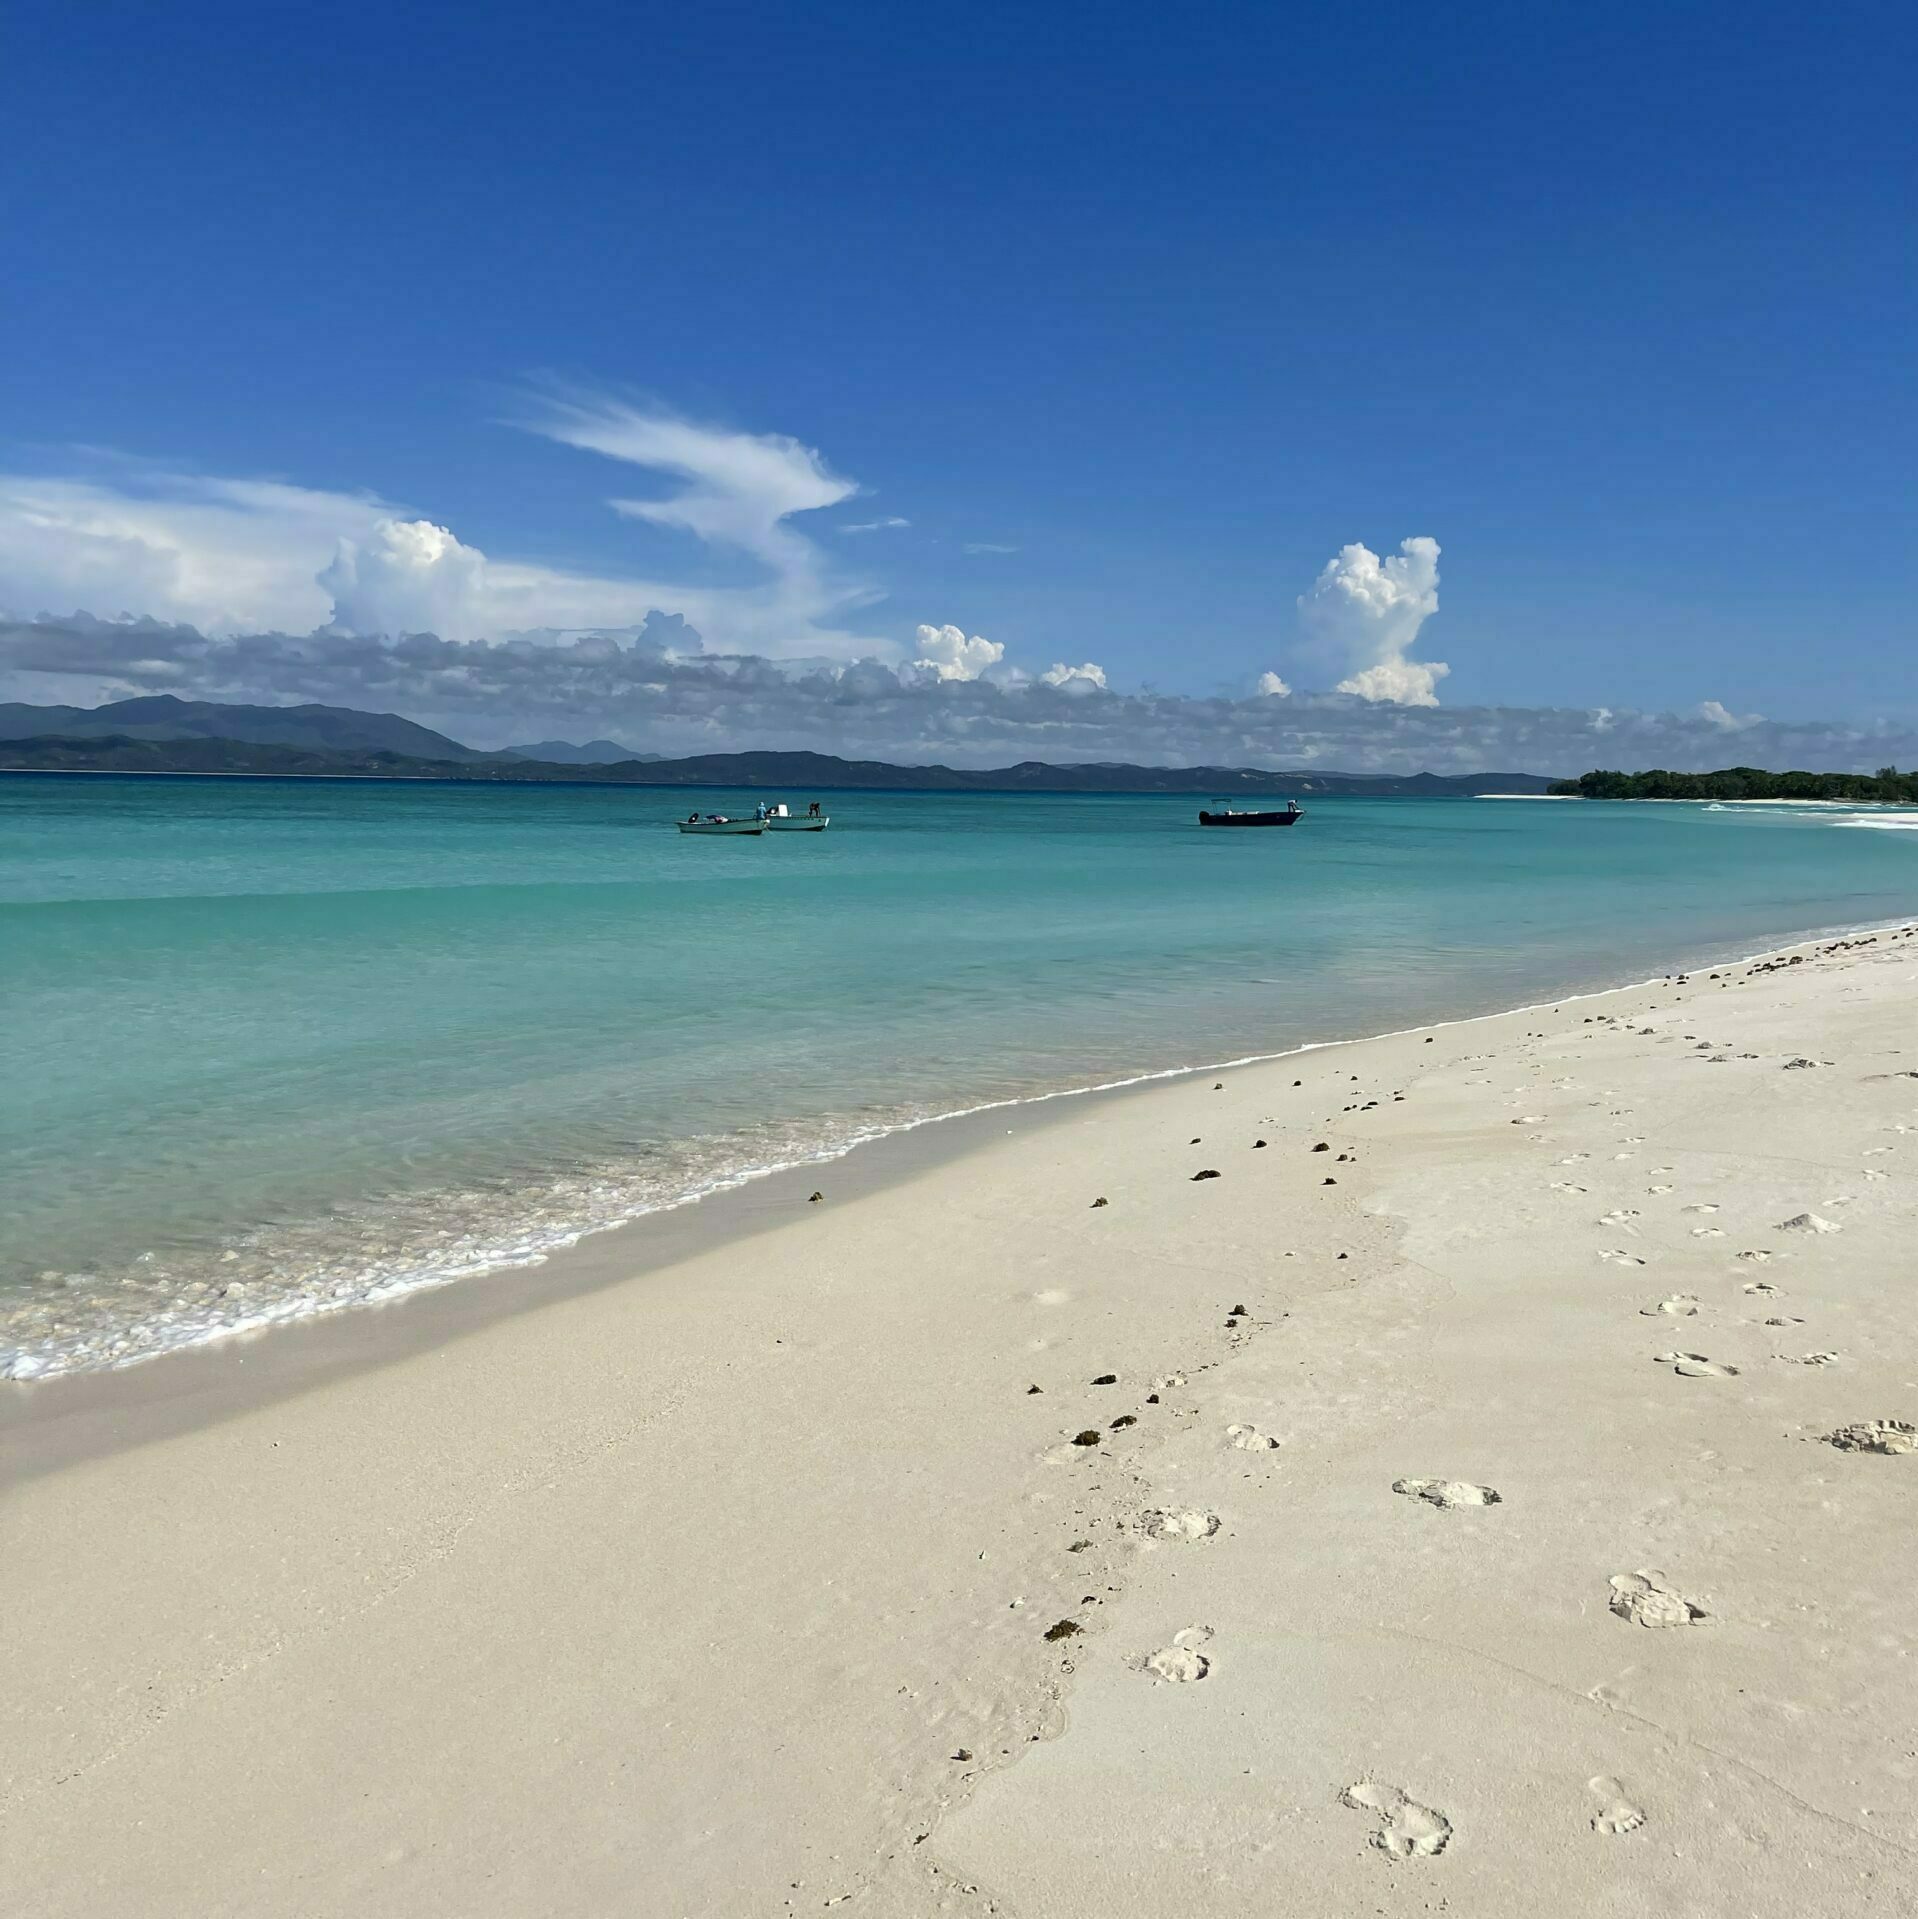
[1550,766,1918,802]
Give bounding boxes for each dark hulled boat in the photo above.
[1198,801,1304,827]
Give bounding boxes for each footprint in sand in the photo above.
[1742,1279,1780,1296]
[1738,1249,1776,1264]
[1393,1477,1501,1509]
[1682,1203,1720,1215]
[1587,1775,1647,1835]
[1598,1208,1641,1227]
[1558,1154,1590,1165]
[1226,1423,1280,1451]
[1550,1180,1590,1195]
[1864,1146,1895,1157]
[1341,1781,1453,1858]
[1619,1135,1645,1145]
[1647,1183,1674,1195]
[1864,1169,1889,1182]
[1138,1508,1222,1542]
[1824,1420,1917,1455]
[1778,1351,1838,1367]
[1655,1351,1738,1378]
[1609,1570,1708,1627]
[1640,1294,1698,1317]
[1690,1226,1727,1238]
[1143,1627,1213,1682]
[1598,1249,1648,1267]
[1612,1152,1638,1162]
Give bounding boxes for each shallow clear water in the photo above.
[4,776,1914,1376]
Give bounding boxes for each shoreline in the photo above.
[8,910,1915,1473]
[6,921,1916,1914]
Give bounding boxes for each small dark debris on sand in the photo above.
[1312,1141,1330,1152]
[1230,1303,1248,1316]
[1027,1384,1044,1395]
[1067,1539,1092,1552]
[1323,1176,1338,1185]
[1071,1429,1102,1447]
[1146,1392,1160,1404]
[1092,1373,1118,1385]
[1110,1415,1137,1430]
[1191,1168,1222,1181]
[1253,1138,1268,1148]
[1044,1619,1082,1642]
[1214,1082,1224,1090]
[1090,1196,1109,1208]
[1190,1136,1202,1145]
[808,1191,823,1203]
[952,1749,973,1762]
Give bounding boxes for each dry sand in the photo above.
[5,928,1917,1917]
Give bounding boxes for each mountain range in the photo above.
[0,697,1561,795]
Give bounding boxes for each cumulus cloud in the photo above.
[1039,661,1107,693]
[1299,536,1448,706]
[1698,698,1764,732]
[1256,671,1292,697]
[911,623,1005,681]
[318,519,491,643]
[4,611,1909,777]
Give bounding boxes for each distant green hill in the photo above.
[1551,766,1918,802]
[0,694,490,761]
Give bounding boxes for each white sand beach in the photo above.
[6,928,1918,1917]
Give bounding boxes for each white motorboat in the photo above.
[676,815,763,835]
[763,804,829,831]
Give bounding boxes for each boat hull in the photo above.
[765,817,829,831]
[676,820,764,835]
[1198,809,1303,827]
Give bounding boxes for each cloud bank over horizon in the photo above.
[3,609,1908,778]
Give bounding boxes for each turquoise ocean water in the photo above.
[4,776,1915,1377]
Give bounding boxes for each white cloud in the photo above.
[0,398,892,663]
[0,470,388,633]
[1697,698,1764,732]
[1256,670,1292,697]
[319,519,491,643]
[1040,660,1107,692]
[840,517,910,533]
[963,541,1019,555]
[1300,536,1448,706]
[7,611,1914,777]
[911,622,1004,681]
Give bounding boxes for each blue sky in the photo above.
[2,0,1912,765]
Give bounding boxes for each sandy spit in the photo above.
[4,927,1917,1917]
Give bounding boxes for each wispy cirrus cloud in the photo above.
[0,397,893,663]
